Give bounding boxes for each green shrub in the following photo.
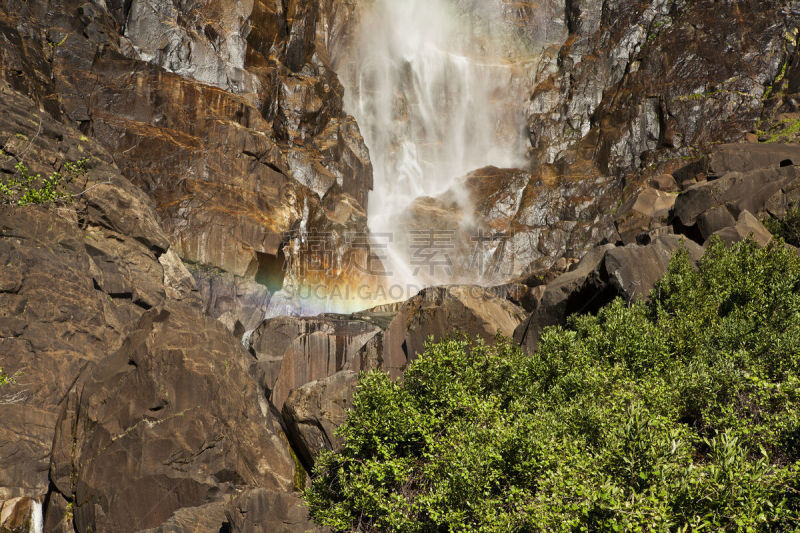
[764,205,800,247]
[306,238,800,532]
[0,158,88,206]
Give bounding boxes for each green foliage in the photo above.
[306,239,800,532]
[0,367,18,387]
[0,158,88,206]
[757,117,800,144]
[765,205,800,247]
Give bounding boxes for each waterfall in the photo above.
[30,501,43,533]
[336,0,536,290]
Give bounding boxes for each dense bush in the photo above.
[305,239,800,532]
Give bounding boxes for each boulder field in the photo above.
[1,0,799,531]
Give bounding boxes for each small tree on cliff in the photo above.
[305,238,800,532]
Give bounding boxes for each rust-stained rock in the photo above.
[1,0,375,293]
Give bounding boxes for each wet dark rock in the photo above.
[248,316,381,411]
[529,0,795,177]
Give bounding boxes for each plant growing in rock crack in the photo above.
[0,157,88,206]
[306,238,800,532]
[0,367,25,404]
[0,367,15,388]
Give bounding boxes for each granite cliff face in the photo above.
[1,0,798,531]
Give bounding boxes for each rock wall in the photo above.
[1,0,374,299]
[0,0,375,529]
[527,0,797,177]
[1,0,799,531]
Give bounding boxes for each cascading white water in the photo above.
[336,0,535,289]
[30,501,43,533]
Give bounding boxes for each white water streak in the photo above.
[31,501,43,533]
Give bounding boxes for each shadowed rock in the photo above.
[0,85,197,505]
[711,210,773,247]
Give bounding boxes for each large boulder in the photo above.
[363,286,527,376]
[672,147,800,242]
[514,244,615,353]
[516,236,704,353]
[282,370,358,470]
[604,236,704,299]
[707,143,800,176]
[673,166,800,230]
[248,316,382,411]
[711,210,773,247]
[48,305,297,533]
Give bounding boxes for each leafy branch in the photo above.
[0,157,89,206]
